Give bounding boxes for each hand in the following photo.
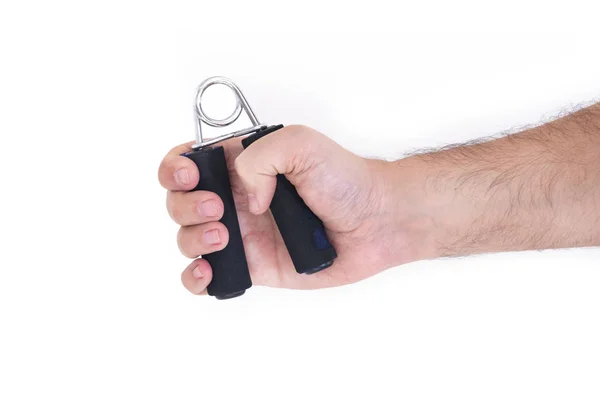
[160,104,600,297]
[158,125,428,295]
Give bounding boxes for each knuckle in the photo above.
[159,154,176,175]
[286,123,308,132]
[280,125,319,153]
[180,269,195,293]
[285,124,312,139]
[158,159,170,186]
[180,269,188,286]
[171,207,184,225]
[233,154,246,174]
[177,228,196,258]
[166,192,184,224]
[159,156,169,173]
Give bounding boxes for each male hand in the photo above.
[158,125,425,295]
[159,104,600,295]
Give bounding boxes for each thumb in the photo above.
[234,125,322,215]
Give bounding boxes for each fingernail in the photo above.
[192,265,204,279]
[174,168,189,186]
[248,194,259,213]
[199,200,219,217]
[204,229,221,245]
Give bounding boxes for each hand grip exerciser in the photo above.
[181,76,337,299]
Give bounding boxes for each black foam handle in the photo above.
[182,146,252,299]
[241,125,337,274]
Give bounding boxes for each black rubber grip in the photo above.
[241,125,337,274]
[181,146,252,299]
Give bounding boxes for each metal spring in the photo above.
[192,76,266,149]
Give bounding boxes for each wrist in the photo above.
[368,157,443,268]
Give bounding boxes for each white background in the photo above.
[1,2,599,399]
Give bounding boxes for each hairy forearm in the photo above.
[384,103,600,263]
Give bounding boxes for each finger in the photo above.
[158,141,200,191]
[233,125,320,215]
[181,258,213,295]
[167,190,224,226]
[177,221,230,259]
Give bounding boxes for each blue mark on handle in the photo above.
[312,226,331,250]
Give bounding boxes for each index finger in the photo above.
[158,141,200,191]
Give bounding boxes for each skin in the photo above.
[158,103,600,296]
